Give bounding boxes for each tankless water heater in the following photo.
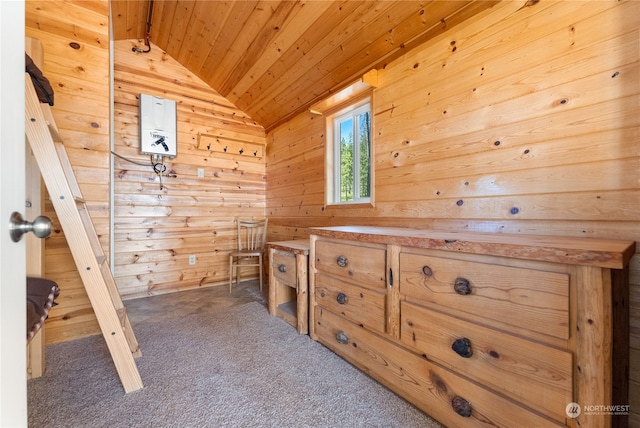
[139,93,177,157]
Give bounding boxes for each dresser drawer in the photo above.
[314,307,562,428]
[271,249,297,285]
[314,273,385,334]
[315,240,386,289]
[401,302,572,423]
[400,252,570,340]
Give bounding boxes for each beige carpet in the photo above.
[28,302,442,427]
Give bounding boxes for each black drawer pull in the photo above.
[278,264,286,273]
[336,255,348,268]
[451,396,472,417]
[422,265,433,277]
[336,293,348,304]
[454,277,472,295]
[336,331,349,344]
[451,338,473,358]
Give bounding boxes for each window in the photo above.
[332,103,371,204]
[312,71,377,206]
[322,95,373,206]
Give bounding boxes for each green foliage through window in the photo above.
[334,103,371,203]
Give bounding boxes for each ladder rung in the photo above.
[117,307,141,357]
[54,142,84,201]
[97,255,107,265]
[40,103,62,142]
[47,124,63,143]
[77,204,107,259]
[116,307,127,328]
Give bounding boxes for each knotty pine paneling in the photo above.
[26,1,267,345]
[24,1,640,418]
[266,0,639,422]
[113,40,266,299]
[111,1,499,131]
[26,0,111,345]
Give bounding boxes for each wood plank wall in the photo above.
[26,0,112,344]
[112,41,266,297]
[23,0,640,423]
[265,0,640,424]
[25,0,266,345]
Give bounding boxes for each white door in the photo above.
[0,1,28,426]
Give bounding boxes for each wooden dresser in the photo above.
[308,226,635,428]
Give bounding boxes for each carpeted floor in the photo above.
[28,302,442,427]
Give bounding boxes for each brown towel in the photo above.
[25,53,54,106]
[26,277,60,343]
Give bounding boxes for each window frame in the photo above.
[324,92,374,208]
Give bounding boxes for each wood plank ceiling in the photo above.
[110,0,499,132]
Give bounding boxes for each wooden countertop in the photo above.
[266,240,310,255]
[309,226,636,269]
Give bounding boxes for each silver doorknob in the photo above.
[9,211,53,242]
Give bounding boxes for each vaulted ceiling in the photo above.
[110,0,498,132]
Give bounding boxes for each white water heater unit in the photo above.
[139,93,177,157]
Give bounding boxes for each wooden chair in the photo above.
[229,218,268,293]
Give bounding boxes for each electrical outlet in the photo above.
[197,168,204,178]
[189,255,196,265]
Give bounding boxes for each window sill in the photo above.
[325,202,374,210]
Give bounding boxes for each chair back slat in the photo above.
[237,218,268,251]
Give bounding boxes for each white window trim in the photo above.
[324,94,373,207]
[332,102,371,205]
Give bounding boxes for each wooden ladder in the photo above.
[24,74,144,393]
